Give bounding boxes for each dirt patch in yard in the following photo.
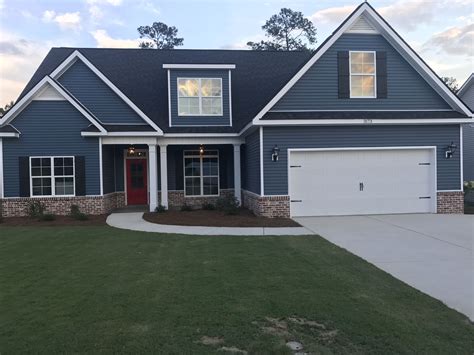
[143,209,300,228]
[0,215,107,226]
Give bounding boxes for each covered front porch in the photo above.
[101,137,244,212]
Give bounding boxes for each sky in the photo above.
[0,0,472,105]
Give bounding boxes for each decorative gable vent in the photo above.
[346,15,379,34]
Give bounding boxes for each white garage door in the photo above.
[289,148,436,217]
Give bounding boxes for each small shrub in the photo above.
[40,213,55,221]
[155,205,167,213]
[180,204,192,212]
[70,204,89,221]
[202,202,216,210]
[28,200,45,219]
[216,195,240,215]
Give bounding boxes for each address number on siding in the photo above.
[363,119,373,124]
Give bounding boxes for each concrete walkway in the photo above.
[295,214,474,321]
[106,212,313,236]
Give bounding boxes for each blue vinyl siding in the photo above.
[262,125,461,195]
[463,124,474,182]
[2,101,100,197]
[58,60,145,124]
[169,70,231,126]
[102,145,115,194]
[273,34,451,111]
[243,130,260,194]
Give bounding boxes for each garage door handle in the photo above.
[419,196,431,199]
[290,165,302,168]
[359,182,364,191]
[291,200,302,203]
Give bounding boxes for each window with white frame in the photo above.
[184,150,219,196]
[350,51,376,98]
[30,156,75,197]
[178,78,223,116]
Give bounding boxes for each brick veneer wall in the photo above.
[437,191,464,214]
[242,190,290,218]
[161,189,235,209]
[0,192,125,217]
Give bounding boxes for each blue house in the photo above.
[458,73,474,183]
[0,2,472,218]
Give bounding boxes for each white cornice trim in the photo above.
[256,118,473,125]
[163,64,236,69]
[51,50,164,134]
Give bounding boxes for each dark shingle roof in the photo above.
[19,48,313,133]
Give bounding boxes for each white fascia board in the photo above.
[159,137,244,146]
[51,50,164,134]
[458,73,474,96]
[256,118,474,125]
[252,3,472,123]
[0,76,106,133]
[163,64,236,69]
[82,131,161,137]
[0,133,20,138]
[163,133,240,137]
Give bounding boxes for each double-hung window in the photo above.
[178,78,223,116]
[30,156,75,197]
[350,51,376,98]
[184,150,219,196]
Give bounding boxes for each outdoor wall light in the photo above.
[127,145,136,155]
[272,145,280,162]
[199,145,205,155]
[445,142,457,159]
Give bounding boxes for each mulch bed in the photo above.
[0,215,108,227]
[143,208,300,227]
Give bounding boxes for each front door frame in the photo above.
[124,148,149,205]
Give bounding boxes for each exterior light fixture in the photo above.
[127,145,136,155]
[272,145,280,162]
[445,142,457,159]
[199,145,205,155]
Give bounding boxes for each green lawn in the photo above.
[0,226,472,354]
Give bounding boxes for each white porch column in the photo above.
[159,144,168,209]
[148,144,158,212]
[233,144,242,204]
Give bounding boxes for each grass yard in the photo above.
[0,226,472,354]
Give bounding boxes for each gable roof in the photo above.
[252,1,473,124]
[17,48,312,133]
[458,73,474,96]
[0,76,106,133]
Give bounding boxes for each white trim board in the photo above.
[252,2,472,124]
[163,64,236,69]
[0,77,106,133]
[255,118,473,125]
[458,73,474,97]
[50,50,164,134]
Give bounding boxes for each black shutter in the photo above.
[75,156,86,196]
[338,51,350,99]
[376,51,387,99]
[19,156,30,197]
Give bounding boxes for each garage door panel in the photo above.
[289,149,436,217]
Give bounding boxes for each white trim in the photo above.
[50,50,164,134]
[29,156,76,198]
[0,133,20,138]
[168,69,172,127]
[0,138,3,198]
[163,64,236,69]
[460,125,463,189]
[233,144,241,204]
[259,126,264,196]
[148,144,158,211]
[99,137,103,196]
[159,144,168,208]
[0,77,106,133]
[349,51,377,99]
[177,77,223,117]
[268,109,456,112]
[287,146,438,216]
[82,131,161,137]
[458,73,474,96]
[160,137,244,146]
[251,3,472,123]
[164,133,240,137]
[256,118,474,126]
[438,189,463,192]
[228,70,233,127]
[103,137,158,145]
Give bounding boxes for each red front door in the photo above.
[126,159,148,205]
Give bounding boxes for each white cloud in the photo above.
[220,34,265,50]
[309,5,355,25]
[90,29,140,48]
[139,1,160,15]
[89,5,103,22]
[42,10,82,32]
[86,0,123,5]
[423,23,474,56]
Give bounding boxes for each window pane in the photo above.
[31,158,41,168]
[203,177,218,195]
[362,64,375,74]
[210,79,222,96]
[363,52,375,63]
[185,177,201,196]
[202,157,218,176]
[64,167,74,176]
[31,167,42,177]
[351,52,363,63]
[179,97,200,115]
[202,97,222,115]
[32,177,52,196]
[55,177,74,195]
[55,166,64,176]
[64,158,73,167]
[351,63,363,73]
[184,158,200,177]
[41,158,51,167]
[178,79,199,97]
[362,76,375,96]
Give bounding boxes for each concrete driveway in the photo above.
[295,214,474,320]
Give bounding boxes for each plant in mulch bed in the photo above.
[155,205,167,213]
[27,200,46,219]
[216,196,240,215]
[180,204,192,212]
[201,202,215,210]
[70,205,89,221]
[40,213,56,221]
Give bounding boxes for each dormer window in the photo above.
[177,78,223,116]
[350,51,376,98]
